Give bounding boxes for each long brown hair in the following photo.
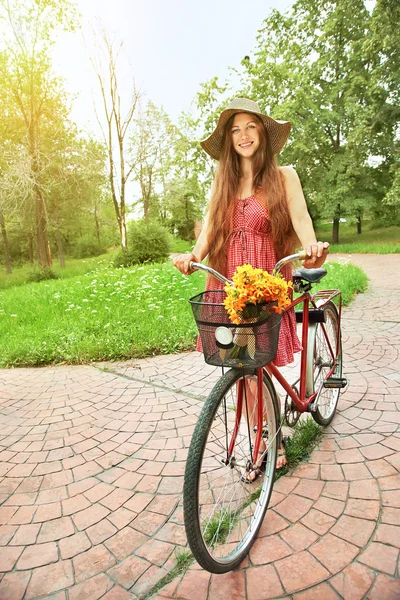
[206,113,299,274]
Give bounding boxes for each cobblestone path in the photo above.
[0,254,399,599]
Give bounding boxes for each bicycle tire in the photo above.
[183,367,280,573]
[310,301,343,426]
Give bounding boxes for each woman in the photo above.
[173,98,329,473]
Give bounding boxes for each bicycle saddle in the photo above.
[293,267,327,283]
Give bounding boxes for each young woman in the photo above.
[173,98,329,473]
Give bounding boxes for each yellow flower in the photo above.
[224,264,292,323]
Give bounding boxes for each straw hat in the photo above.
[200,98,291,160]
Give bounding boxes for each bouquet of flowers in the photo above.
[222,264,292,360]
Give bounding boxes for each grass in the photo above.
[276,418,323,479]
[0,253,113,290]
[0,260,367,368]
[142,548,195,600]
[315,223,400,253]
[300,261,368,306]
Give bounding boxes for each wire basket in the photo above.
[189,290,282,368]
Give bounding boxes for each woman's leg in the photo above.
[241,379,287,478]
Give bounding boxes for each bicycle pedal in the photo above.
[323,377,347,389]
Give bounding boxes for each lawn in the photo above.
[0,259,367,367]
[315,223,400,253]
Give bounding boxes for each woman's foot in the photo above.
[276,436,288,470]
[241,448,267,484]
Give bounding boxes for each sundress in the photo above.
[197,195,301,367]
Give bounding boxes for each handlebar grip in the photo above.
[298,250,308,260]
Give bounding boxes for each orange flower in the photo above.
[224,264,292,324]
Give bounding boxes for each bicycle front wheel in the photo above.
[183,368,280,574]
[310,301,343,426]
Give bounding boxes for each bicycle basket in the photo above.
[189,289,282,368]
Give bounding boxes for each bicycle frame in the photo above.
[266,287,343,413]
[189,253,343,468]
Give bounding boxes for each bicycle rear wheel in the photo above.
[310,301,342,426]
[183,368,280,574]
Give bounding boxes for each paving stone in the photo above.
[349,478,379,499]
[16,541,58,569]
[0,570,31,600]
[367,573,400,599]
[373,523,400,548]
[293,582,339,599]
[0,546,24,572]
[275,550,330,594]
[86,518,118,545]
[309,533,359,574]
[37,516,74,543]
[301,508,336,535]
[72,503,110,531]
[68,573,113,600]
[358,541,399,575]
[73,544,116,583]
[330,562,375,600]
[294,479,325,501]
[273,494,313,523]
[258,510,289,537]
[344,498,380,520]
[59,531,91,559]
[25,560,74,599]
[135,538,175,566]
[107,554,149,589]
[208,569,246,600]
[174,569,211,600]
[249,534,293,565]
[246,564,284,600]
[280,522,318,552]
[8,522,40,546]
[313,496,345,518]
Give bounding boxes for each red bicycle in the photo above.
[183,251,346,573]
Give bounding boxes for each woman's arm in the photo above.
[173,213,210,275]
[280,166,329,269]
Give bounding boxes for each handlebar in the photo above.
[189,250,308,283]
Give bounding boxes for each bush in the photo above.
[114,220,171,267]
[70,235,106,259]
[27,268,60,283]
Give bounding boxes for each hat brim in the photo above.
[200,109,291,160]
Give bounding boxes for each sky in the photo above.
[52,0,294,135]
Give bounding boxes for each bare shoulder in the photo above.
[279,165,300,184]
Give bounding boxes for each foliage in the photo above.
[27,268,60,283]
[113,220,171,267]
[69,234,107,259]
[0,259,365,367]
[275,418,322,479]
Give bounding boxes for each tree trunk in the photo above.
[55,228,65,269]
[357,215,362,235]
[0,209,12,274]
[332,219,340,244]
[28,233,34,265]
[332,203,341,245]
[94,205,101,243]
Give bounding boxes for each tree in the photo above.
[240,0,378,242]
[0,0,79,267]
[92,33,140,249]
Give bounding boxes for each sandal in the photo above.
[241,450,267,484]
[276,435,288,471]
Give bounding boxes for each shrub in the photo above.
[114,220,171,267]
[70,235,106,259]
[27,268,60,283]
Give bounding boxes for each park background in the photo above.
[0,0,398,366]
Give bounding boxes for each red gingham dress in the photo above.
[197,195,301,366]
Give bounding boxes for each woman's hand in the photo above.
[302,241,330,269]
[172,253,198,275]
